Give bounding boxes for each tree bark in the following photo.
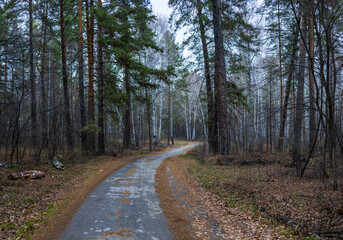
[146,89,152,151]
[97,0,105,155]
[171,89,174,145]
[308,0,316,151]
[212,0,229,155]
[40,0,48,149]
[60,0,73,151]
[78,0,87,153]
[277,28,299,151]
[123,67,131,149]
[86,0,95,153]
[29,0,37,153]
[168,84,171,145]
[196,0,216,154]
[277,0,283,148]
[293,11,307,176]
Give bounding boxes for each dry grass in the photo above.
[187,148,343,239]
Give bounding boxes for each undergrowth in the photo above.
[180,150,321,240]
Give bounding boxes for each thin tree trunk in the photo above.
[277,29,299,151]
[196,0,215,153]
[60,0,73,151]
[328,27,337,190]
[185,104,189,141]
[277,0,283,150]
[40,0,48,150]
[200,105,208,138]
[29,0,37,155]
[78,0,87,153]
[269,69,273,153]
[70,53,74,125]
[247,53,254,152]
[192,109,196,140]
[131,101,135,146]
[293,11,307,176]
[123,67,131,149]
[158,94,162,142]
[277,1,283,101]
[86,0,95,153]
[308,0,316,151]
[171,89,174,145]
[168,84,171,145]
[152,94,157,138]
[145,89,152,151]
[97,0,105,155]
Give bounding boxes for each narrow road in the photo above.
[60,144,196,240]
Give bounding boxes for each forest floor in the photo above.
[2,143,342,240]
[161,146,343,239]
[0,141,188,240]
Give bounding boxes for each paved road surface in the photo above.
[60,144,196,240]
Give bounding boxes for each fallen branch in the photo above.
[8,171,45,180]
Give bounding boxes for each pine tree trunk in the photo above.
[212,0,229,155]
[78,0,87,153]
[123,67,131,149]
[196,0,215,153]
[86,0,95,153]
[97,0,105,155]
[60,0,73,151]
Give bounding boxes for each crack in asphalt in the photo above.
[60,145,196,240]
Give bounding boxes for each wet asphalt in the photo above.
[60,144,196,240]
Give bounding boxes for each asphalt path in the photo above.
[60,144,196,240]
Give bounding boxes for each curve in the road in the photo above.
[60,144,196,240]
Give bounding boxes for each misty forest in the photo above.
[1,0,343,239]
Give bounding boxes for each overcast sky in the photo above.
[150,0,191,58]
[150,0,173,18]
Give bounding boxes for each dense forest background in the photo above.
[1,0,343,189]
